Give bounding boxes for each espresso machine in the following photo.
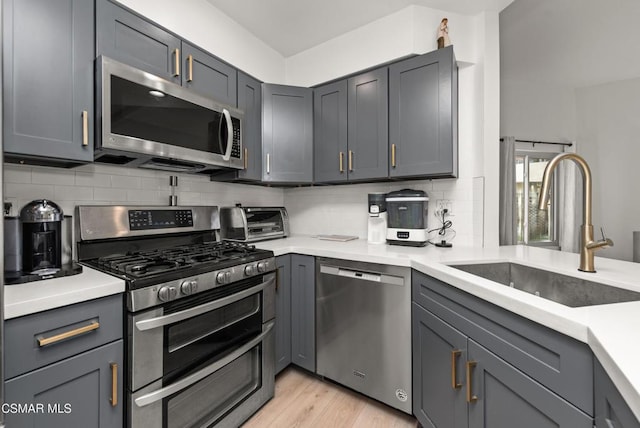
[3,199,81,284]
[367,193,387,244]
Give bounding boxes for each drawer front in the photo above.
[5,294,123,379]
[412,270,593,416]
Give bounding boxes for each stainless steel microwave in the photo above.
[95,56,244,173]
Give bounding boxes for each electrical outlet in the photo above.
[435,199,453,216]
[4,198,18,216]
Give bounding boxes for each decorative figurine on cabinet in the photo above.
[437,18,451,48]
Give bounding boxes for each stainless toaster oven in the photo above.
[220,207,289,242]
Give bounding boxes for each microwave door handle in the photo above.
[134,275,275,331]
[134,320,274,408]
[221,108,233,161]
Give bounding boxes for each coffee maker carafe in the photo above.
[20,199,63,275]
[367,193,387,244]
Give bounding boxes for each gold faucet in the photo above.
[537,153,613,272]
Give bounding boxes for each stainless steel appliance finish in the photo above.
[77,205,276,427]
[316,257,412,414]
[96,56,244,172]
[220,206,289,242]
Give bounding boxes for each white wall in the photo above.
[575,78,640,261]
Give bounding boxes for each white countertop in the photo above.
[256,235,640,419]
[4,265,125,320]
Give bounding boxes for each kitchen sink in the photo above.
[450,262,640,307]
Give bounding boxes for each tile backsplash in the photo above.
[3,163,284,217]
[3,163,484,248]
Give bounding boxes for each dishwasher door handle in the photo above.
[319,264,404,286]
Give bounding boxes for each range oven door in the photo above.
[129,274,275,428]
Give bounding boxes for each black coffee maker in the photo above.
[20,199,64,274]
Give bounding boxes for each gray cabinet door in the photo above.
[389,46,458,178]
[3,0,94,165]
[412,303,467,428]
[314,80,349,183]
[262,84,313,183]
[290,255,315,372]
[275,255,292,374]
[595,360,640,428]
[347,68,389,180]
[237,72,263,181]
[182,42,237,106]
[4,340,123,428]
[467,339,592,428]
[97,0,181,83]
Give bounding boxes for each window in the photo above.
[515,151,558,246]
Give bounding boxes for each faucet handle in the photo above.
[600,227,606,241]
[599,227,614,247]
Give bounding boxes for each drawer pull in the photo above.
[451,349,462,390]
[110,362,118,407]
[37,321,100,347]
[466,360,478,403]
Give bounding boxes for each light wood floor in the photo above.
[242,367,418,428]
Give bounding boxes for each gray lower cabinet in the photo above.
[412,271,593,427]
[290,254,316,372]
[314,80,349,183]
[4,294,124,427]
[389,46,458,178]
[347,68,389,181]
[595,360,640,428]
[3,0,94,166]
[262,84,313,184]
[97,0,237,105]
[4,340,123,428]
[275,255,292,374]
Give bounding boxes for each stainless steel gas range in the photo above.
[76,205,275,428]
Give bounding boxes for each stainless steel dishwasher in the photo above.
[316,257,412,414]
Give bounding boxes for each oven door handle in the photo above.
[134,320,274,408]
[135,275,275,331]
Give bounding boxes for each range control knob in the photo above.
[158,286,178,302]
[257,261,268,273]
[244,264,256,276]
[180,280,198,295]
[216,271,228,285]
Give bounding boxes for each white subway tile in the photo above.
[5,183,55,200]
[32,168,76,186]
[112,175,141,189]
[55,185,93,201]
[4,165,32,183]
[75,171,112,188]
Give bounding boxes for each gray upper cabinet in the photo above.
[237,72,263,180]
[182,42,237,106]
[313,80,348,183]
[262,84,313,184]
[347,68,389,181]
[97,0,181,83]
[3,0,94,166]
[389,46,458,178]
[97,0,237,106]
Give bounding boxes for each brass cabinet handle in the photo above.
[348,150,353,172]
[244,148,248,170]
[466,361,478,403]
[173,48,180,77]
[339,151,344,173]
[391,143,397,167]
[38,321,100,347]
[110,362,118,407]
[81,111,89,146]
[187,54,193,82]
[451,350,462,390]
[266,153,271,174]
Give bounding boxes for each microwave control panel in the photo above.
[231,118,241,159]
[129,209,193,230]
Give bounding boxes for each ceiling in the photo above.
[206,0,514,57]
[500,0,640,88]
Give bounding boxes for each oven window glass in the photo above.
[166,345,261,428]
[110,75,226,155]
[164,294,262,382]
[245,211,284,235]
